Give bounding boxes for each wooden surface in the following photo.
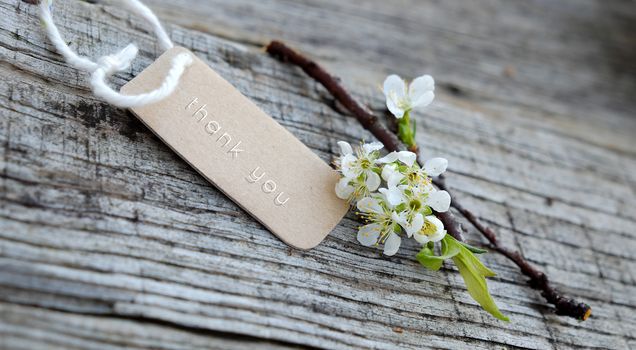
[1,0,635,349]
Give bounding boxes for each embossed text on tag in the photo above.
[121,47,348,249]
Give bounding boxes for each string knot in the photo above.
[39,0,190,108]
[97,44,139,75]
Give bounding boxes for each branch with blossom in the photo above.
[266,40,592,321]
[333,119,508,320]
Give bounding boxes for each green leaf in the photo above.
[461,247,497,277]
[460,242,489,254]
[415,235,461,271]
[416,246,443,270]
[445,236,508,321]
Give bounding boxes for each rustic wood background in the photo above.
[1,0,635,349]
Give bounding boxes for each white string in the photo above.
[39,0,192,108]
[121,0,173,51]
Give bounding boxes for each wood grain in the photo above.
[1,0,635,349]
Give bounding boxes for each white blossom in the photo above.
[383,74,435,119]
[388,185,428,236]
[399,157,448,188]
[414,215,446,244]
[356,196,402,256]
[334,139,452,256]
[409,183,452,212]
[379,158,451,212]
[379,160,450,237]
[334,141,384,202]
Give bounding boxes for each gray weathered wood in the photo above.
[1,0,635,349]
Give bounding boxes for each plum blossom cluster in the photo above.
[330,73,509,321]
[334,141,451,256]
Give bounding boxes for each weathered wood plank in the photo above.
[0,302,303,350]
[146,0,636,155]
[1,0,635,349]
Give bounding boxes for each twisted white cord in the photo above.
[39,0,192,108]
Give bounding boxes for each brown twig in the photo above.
[266,42,403,153]
[266,40,591,321]
[265,42,465,243]
[434,176,592,320]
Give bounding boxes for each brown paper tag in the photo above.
[121,47,348,249]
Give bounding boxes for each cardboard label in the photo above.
[121,47,348,249]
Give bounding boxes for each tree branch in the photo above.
[266,40,591,321]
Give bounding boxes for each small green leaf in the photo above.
[460,242,489,254]
[416,246,443,270]
[445,236,508,321]
[415,235,461,271]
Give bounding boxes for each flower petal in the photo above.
[340,154,358,178]
[405,212,424,237]
[386,172,404,188]
[384,74,407,119]
[383,232,401,256]
[357,223,382,246]
[396,151,417,167]
[356,196,384,214]
[408,75,435,108]
[413,232,431,245]
[415,92,434,110]
[426,214,443,226]
[391,211,406,225]
[429,229,446,243]
[386,97,405,119]
[424,157,448,177]
[377,152,399,164]
[379,185,405,206]
[362,142,384,155]
[335,177,354,199]
[337,141,353,156]
[381,163,399,181]
[383,74,407,99]
[426,190,451,212]
[365,170,381,191]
